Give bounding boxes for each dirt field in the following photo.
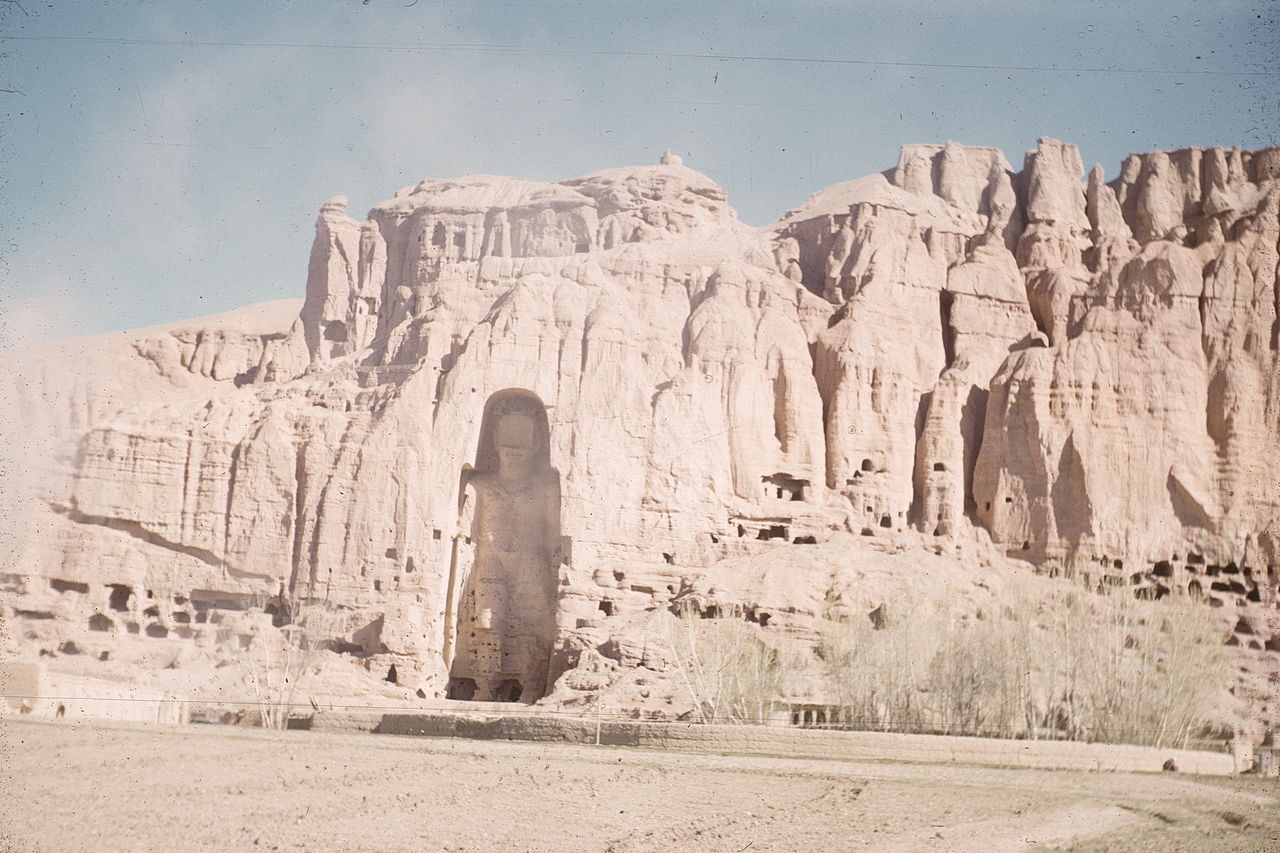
[3,719,1279,853]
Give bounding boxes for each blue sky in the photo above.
[1,0,1276,343]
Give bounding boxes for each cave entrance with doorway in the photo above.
[443,388,562,703]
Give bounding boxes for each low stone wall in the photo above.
[0,662,187,725]
[309,708,1234,775]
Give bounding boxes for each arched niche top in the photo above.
[472,388,553,477]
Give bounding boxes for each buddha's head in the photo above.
[493,412,536,477]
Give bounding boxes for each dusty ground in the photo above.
[3,719,1279,853]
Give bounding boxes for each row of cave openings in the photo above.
[1063,552,1276,605]
[24,575,412,686]
[764,460,921,539]
[1061,552,1280,653]
[21,579,279,647]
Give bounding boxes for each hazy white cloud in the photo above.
[0,279,84,349]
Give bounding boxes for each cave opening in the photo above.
[108,585,132,612]
[446,677,477,701]
[762,473,808,502]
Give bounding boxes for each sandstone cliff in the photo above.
[3,141,1277,728]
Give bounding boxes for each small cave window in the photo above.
[446,678,477,700]
[431,223,448,249]
[373,580,381,592]
[172,612,191,624]
[598,600,614,617]
[108,585,132,612]
[145,623,169,639]
[792,535,817,545]
[1153,561,1173,577]
[762,473,807,502]
[17,609,55,620]
[88,613,114,632]
[663,553,675,565]
[932,462,946,472]
[860,459,874,472]
[385,548,397,559]
[757,525,788,541]
[1021,541,1031,551]
[405,557,415,574]
[432,529,442,540]
[879,515,892,529]
[574,242,590,254]
[385,665,399,684]
[495,679,523,703]
[50,579,89,594]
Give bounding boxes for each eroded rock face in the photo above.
[4,142,1278,722]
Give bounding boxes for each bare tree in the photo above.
[229,601,340,729]
[664,602,795,725]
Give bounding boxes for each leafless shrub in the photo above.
[818,602,938,733]
[818,579,1228,747]
[665,602,797,725]
[226,600,340,729]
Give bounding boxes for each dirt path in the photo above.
[3,719,1277,852]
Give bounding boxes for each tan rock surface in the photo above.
[3,143,1277,730]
